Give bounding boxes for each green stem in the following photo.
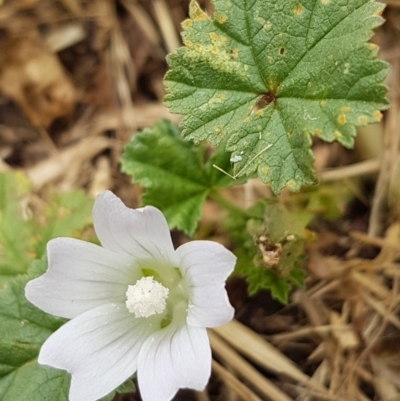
[208,190,246,215]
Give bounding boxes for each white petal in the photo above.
[39,303,153,401]
[92,191,176,265]
[176,241,236,327]
[25,238,140,319]
[138,323,211,401]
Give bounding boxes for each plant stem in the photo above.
[208,190,246,215]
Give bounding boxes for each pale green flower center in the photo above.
[126,276,169,318]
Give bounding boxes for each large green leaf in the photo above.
[121,119,241,235]
[165,0,389,193]
[0,260,70,401]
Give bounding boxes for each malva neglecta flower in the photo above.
[25,191,236,401]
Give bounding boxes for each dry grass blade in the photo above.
[318,159,380,182]
[152,0,180,53]
[212,360,263,401]
[209,331,294,401]
[45,22,86,52]
[26,137,114,190]
[213,320,327,393]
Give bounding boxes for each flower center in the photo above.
[125,276,169,318]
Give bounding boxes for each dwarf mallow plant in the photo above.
[25,191,236,401]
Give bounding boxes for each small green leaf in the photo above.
[34,190,93,257]
[121,119,241,235]
[0,172,93,283]
[0,260,70,401]
[226,202,311,303]
[165,0,389,193]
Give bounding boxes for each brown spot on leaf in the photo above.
[257,237,282,268]
[256,93,276,110]
[230,48,238,58]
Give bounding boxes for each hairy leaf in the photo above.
[226,202,311,303]
[165,0,389,193]
[0,260,70,401]
[121,119,240,235]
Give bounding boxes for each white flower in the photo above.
[25,191,236,401]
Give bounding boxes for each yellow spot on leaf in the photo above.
[182,19,192,29]
[256,110,263,116]
[267,56,273,63]
[184,40,192,47]
[195,44,202,52]
[217,14,228,24]
[209,32,218,41]
[334,130,343,139]
[243,117,250,123]
[369,43,379,51]
[287,180,297,190]
[218,94,225,100]
[337,114,346,125]
[374,110,382,121]
[190,2,208,21]
[293,5,303,14]
[341,106,351,113]
[321,0,329,4]
[265,21,272,30]
[214,126,222,132]
[261,167,269,174]
[358,115,368,124]
[374,7,383,16]
[211,46,218,54]
[313,128,322,135]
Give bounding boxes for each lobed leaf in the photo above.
[0,260,70,401]
[121,119,241,235]
[165,0,389,193]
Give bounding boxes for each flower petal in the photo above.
[176,241,236,327]
[138,323,211,401]
[25,238,140,319]
[39,303,153,401]
[92,191,176,265]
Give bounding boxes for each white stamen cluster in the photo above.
[126,276,169,318]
